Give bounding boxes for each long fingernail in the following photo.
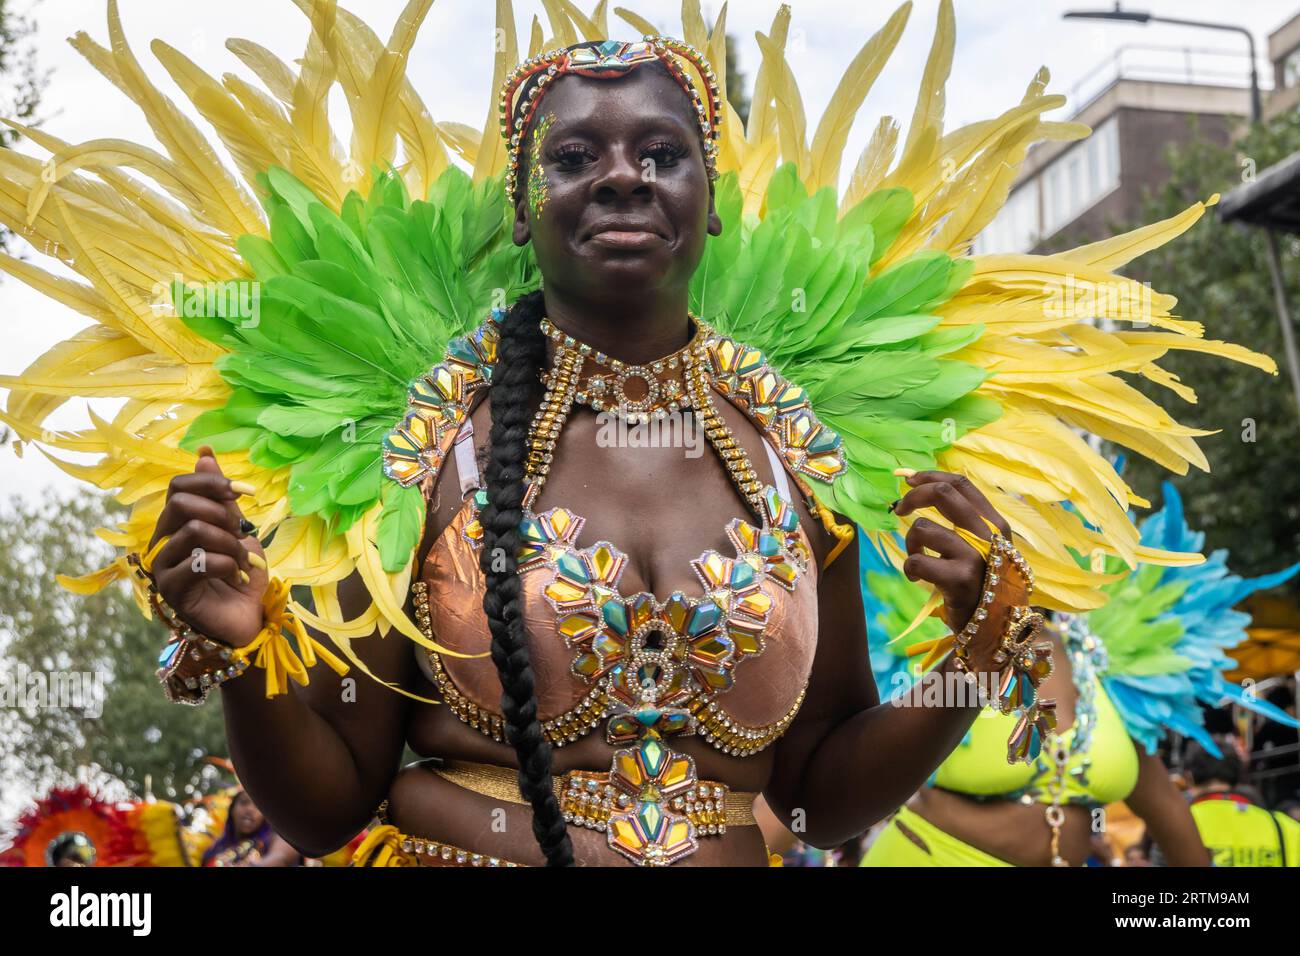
[892,468,916,478]
[230,480,256,496]
[239,517,257,536]
[237,569,251,585]
[888,499,900,513]
[247,552,267,570]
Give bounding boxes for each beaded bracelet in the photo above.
[906,531,1057,764]
[127,544,349,703]
[127,547,250,705]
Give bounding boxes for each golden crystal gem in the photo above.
[664,595,691,633]
[737,590,773,617]
[614,751,644,788]
[544,579,587,606]
[385,457,424,484]
[662,755,692,789]
[700,553,728,586]
[590,544,619,581]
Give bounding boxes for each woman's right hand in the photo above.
[147,445,268,647]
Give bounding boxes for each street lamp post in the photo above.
[1063,5,1300,420]
[1063,6,1262,120]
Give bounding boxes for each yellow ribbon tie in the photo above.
[231,577,350,698]
[813,500,855,569]
[138,535,170,574]
[350,825,405,867]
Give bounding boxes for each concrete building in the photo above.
[1267,10,1300,120]
[975,10,1300,256]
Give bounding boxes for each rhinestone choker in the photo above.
[538,314,709,424]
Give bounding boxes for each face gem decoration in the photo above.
[526,112,555,220]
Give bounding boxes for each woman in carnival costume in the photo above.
[0,783,188,867]
[200,787,302,866]
[0,0,1281,866]
[856,483,1300,866]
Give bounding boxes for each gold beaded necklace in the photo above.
[537,315,704,424]
[524,314,764,514]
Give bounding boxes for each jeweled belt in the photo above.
[430,759,757,833]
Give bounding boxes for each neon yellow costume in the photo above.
[1190,796,1300,867]
[863,806,1011,868]
[862,625,1137,867]
[930,676,1138,805]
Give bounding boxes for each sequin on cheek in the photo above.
[527,113,554,219]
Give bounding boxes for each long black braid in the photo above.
[478,289,574,867]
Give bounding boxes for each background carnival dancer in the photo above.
[856,482,1300,867]
[0,783,188,867]
[0,2,1280,867]
[0,785,135,867]
[200,788,302,867]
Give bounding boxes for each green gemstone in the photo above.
[729,562,755,588]
[807,427,842,454]
[637,801,664,838]
[556,551,589,584]
[446,336,479,368]
[602,600,629,635]
[687,601,722,636]
[639,737,666,776]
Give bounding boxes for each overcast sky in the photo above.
[2,0,1298,504]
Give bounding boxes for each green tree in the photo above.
[0,490,228,806]
[1112,110,1300,598]
[0,0,45,249]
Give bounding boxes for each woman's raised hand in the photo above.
[147,446,268,646]
[892,469,1014,633]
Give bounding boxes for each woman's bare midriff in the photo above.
[906,787,1093,866]
[384,690,777,866]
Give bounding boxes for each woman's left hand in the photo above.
[892,470,1014,632]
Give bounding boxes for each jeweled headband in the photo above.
[498,37,723,200]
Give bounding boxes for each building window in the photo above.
[1286,48,1300,87]
[973,177,1040,254]
[973,116,1120,253]
[1040,116,1120,238]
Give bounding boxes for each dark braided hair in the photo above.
[478,289,574,866]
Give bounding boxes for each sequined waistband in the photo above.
[429,759,758,832]
[352,823,526,868]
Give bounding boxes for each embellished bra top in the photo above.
[413,425,821,753]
